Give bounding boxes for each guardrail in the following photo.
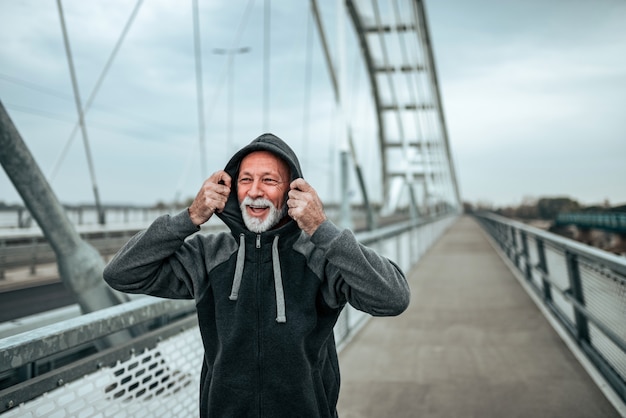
[0,213,457,417]
[0,207,385,280]
[0,204,372,229]
[0,219,228,281]
[475,212,626,405]
[0,226,143,278]
[0,206,173,229]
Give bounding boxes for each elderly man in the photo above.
[103,133,410,418]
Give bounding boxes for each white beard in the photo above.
[240,196,287,233]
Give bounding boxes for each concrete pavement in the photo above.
[337,216,620,418]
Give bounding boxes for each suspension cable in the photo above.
[49,0,144,183]
[0,73,72,101]
[56,0,105,224]
[174,0,256,202]
[302,7,314,174]
[263,0,271,131]
[192,0,207,178]
[203,0,255,126]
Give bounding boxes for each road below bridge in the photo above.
[0,281,75,323]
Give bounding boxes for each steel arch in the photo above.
[346,0,461,214]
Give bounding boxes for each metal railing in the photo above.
[0,227,141,278]
[475,212,626,404]
[0,215,230,280]
[0,206,174,229]
[0,214,457,417]
[0,206,392,280]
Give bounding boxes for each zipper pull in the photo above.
[256,234,261,249]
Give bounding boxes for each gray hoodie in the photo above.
[103,133,410,417]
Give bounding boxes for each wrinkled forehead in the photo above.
[238,151,291,179]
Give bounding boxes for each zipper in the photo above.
[255,232,263,416]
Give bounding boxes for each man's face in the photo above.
[237,151,290,232]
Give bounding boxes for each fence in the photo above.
[0,214,457,417]
[475,212,626,405]
[0,207,172,230]
[0,227,140,279]
[0,206,390,280]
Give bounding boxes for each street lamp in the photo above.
[213,47,250,153]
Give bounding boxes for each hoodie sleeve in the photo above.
[103,209,205,299]
[309,220,410,316]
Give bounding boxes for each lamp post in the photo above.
[213,47,250,153]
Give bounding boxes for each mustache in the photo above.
[241,196,273,208]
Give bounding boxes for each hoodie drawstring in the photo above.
[272,235,287,323]
[228,234,287,323]
[229,234,246,301]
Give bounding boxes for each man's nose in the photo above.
[248,179,264,198]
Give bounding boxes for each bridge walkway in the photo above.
[338,216,621,417]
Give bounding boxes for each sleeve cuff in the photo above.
[310,219,342,250]
[169,209,201,240]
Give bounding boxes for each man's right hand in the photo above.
[188,171,232,226]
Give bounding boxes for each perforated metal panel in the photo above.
[580,260,626,380]
[2,328,204,418]
[526,236,543,289]
[544,245,576,324]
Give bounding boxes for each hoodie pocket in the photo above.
[313,364,340,418]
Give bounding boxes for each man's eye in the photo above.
[238,178,253,184]
[262,178,279,186]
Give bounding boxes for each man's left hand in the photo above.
[287,178,327,236]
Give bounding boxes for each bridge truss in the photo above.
[343,0,461,215]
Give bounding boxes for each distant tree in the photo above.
[154,201,168,210]
[514,196,538,219]
[495,206,515,218]
[536,197,580,220]
[515,204,539,219]
[610,204,626,213]
[582,205,604,213]
[474,200,494,212]
[463,201,474,213]
[584,204,626,213]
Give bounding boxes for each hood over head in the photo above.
[216,133,303,234]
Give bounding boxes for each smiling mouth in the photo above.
[247,205,269,216]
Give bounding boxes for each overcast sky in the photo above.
[427,0,626,207]
[1,0,625,209]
